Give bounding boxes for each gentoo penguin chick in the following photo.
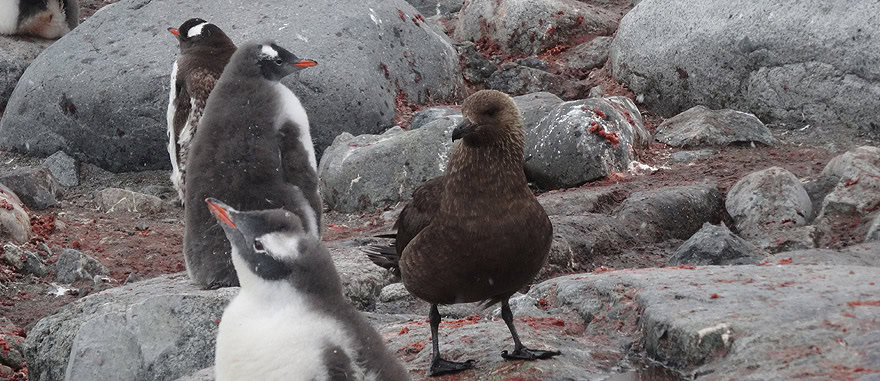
[205,198,411,381]
[183,41,321,289]
[367,90,559,376]
[0,0,79,39]
[166,18,236,206]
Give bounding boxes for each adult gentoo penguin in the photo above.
[183,41,321,289]
[0,0,79,39]
[205,198,411,381]
[366,90,560,376]
[166,18,236,205]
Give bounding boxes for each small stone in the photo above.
[43,151,79,187]
[487,63,573,98]
[560,36,614,72]
[726,167,812,237]
[0,184,29,244]
[97,188,169,214]
[0,364,13,378]
[670,149,717,163]
[2,243,24,270]
[22,250,47,277]
[668,223,762,266]
[55,249,109,284]
[0,167,61,210]
[866,213,880,242]
[655,105,778,148]
[455,41,497,86]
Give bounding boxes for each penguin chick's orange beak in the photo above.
[168,28,180,37]
[295,59,318,68]
[205,199,236,228]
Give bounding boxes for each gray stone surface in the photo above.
[616,184,725,243]
[817,146,880,218]
[454,41,497,85]
[560,36,613,72]
[726,167,812,237]
[868,213,880,242]
[0,167,60,210]
[512,92,564,132]
[455,0,619,55]
[487,63,573,97]
[55,249,108,284]
[318,117,460,213]
[326,242,396,310]
[0,36,52,113]
[173,367,214,381]
[654,106,778,147]
[408,106,460,130]
[536,185,623,216]
[0,0,463,172]
[43,151,79,187]
[0,184,30,244]
[96,188,169,214]
[0,317,25,371]
[524,96,650,189]
[406,0,463,16]
[766,242,880,267]
[668,223,762,266]
[750,225,818,254]
[610,0,880,135]
[669,149,716,163]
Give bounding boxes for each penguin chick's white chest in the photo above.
[274,83,317,172]
[0,1,19,34]
[215,281,362,380]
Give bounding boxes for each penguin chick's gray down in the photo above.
[366,90,560,376]
[183,41,322,289]
[0,0,79,39]
[205,198,411,381]
[166,18,236,205]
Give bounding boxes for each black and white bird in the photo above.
[183,41,321,289]
[366,90,560,376]
[0,0,79,39]
[166,18,236,205]
[205,198,411,381]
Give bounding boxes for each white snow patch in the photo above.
[697,323,732,346]
[628,161,667,175]
[48,283,74,297]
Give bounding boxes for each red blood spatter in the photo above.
[536,298,550,310]
[847,300,880,307]
[520,316,566,330]
[411,17,420,26]
[594,110,606,119]
[401,340,425,354]
[440,314,481,328]
[593,266,614,273]
[677,265,697,270]
[843,178,859,187]
[777,257,794,265]
[586,122,620,146]
[398,327,409,335]
[575,14,584,25]
[378,63,390,79]
[30,214,56,241]
[0,200,13,210]
[546,26,555,35]
[710,293,721,299]
[780,219,796,225]
[557,10,564,15]
[397,9,406,21]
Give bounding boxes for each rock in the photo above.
[0,167,60,210]
[2,243,25,270]
[0,185,29,244]
[545,214,630,277]
[654,106,778,147]
[2,242,45,276]
[668,223,762,266]
[516,265,880,378]
[801,175,839,220]
[766,242,880,267]
[0,318,26,370]
[327,243,396,310]
[817,146,880,218]
[408,106,460,130]
[374,283,429,315]
[455,0,619,55]
[454,41,497,85]
[616,184,725,243]
[560,36,614,72]
[511,92,563,132]
[867,213,880,242]
[406,0,463,16]
[536,185,623,216]
[0,36,53,113]
[524,96,650,189]
[318,116,461,213]
[97,188,169,214]
[726,167,812,237]
[174,367,214,381]
[138,184,176,201]
[26,274,237,381]
[669,149,717,163]
[55,249,109,284]
[43,151,79,187]
[0,0,463,172]
[611,1,880,135]
[487,63,573,98]
[750,225,818,254]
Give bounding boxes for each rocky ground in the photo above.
[1,0,879,380]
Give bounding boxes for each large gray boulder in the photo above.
[726,167,812,237]
[513,92,563,132]
[766,242,880,267]
[0,37,53,113]
[615,184,725,243]
[455,0,620,55]
[0,184,30,244]
[0,166,61,210]
[654,105,778,147]
[817,146,880,218]
[524,96,650,189]
[318,116,460,213]
[406,0,463,16]
[668,223,762,266]
[0,0,463,172]
[559,36,614,72]
[611,0,880,134]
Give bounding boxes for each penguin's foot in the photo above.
[501,346,561,361]
[428,358,475,376]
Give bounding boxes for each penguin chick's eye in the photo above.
[274,59,284,66]
[253,239,266,253]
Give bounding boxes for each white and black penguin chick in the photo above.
[166,18,236,205]
[205,198,411,381]
[0,0,79,38]
[184,41,322,289]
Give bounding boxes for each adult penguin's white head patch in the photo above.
[260,45,279,59]
[187,22,208,38]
